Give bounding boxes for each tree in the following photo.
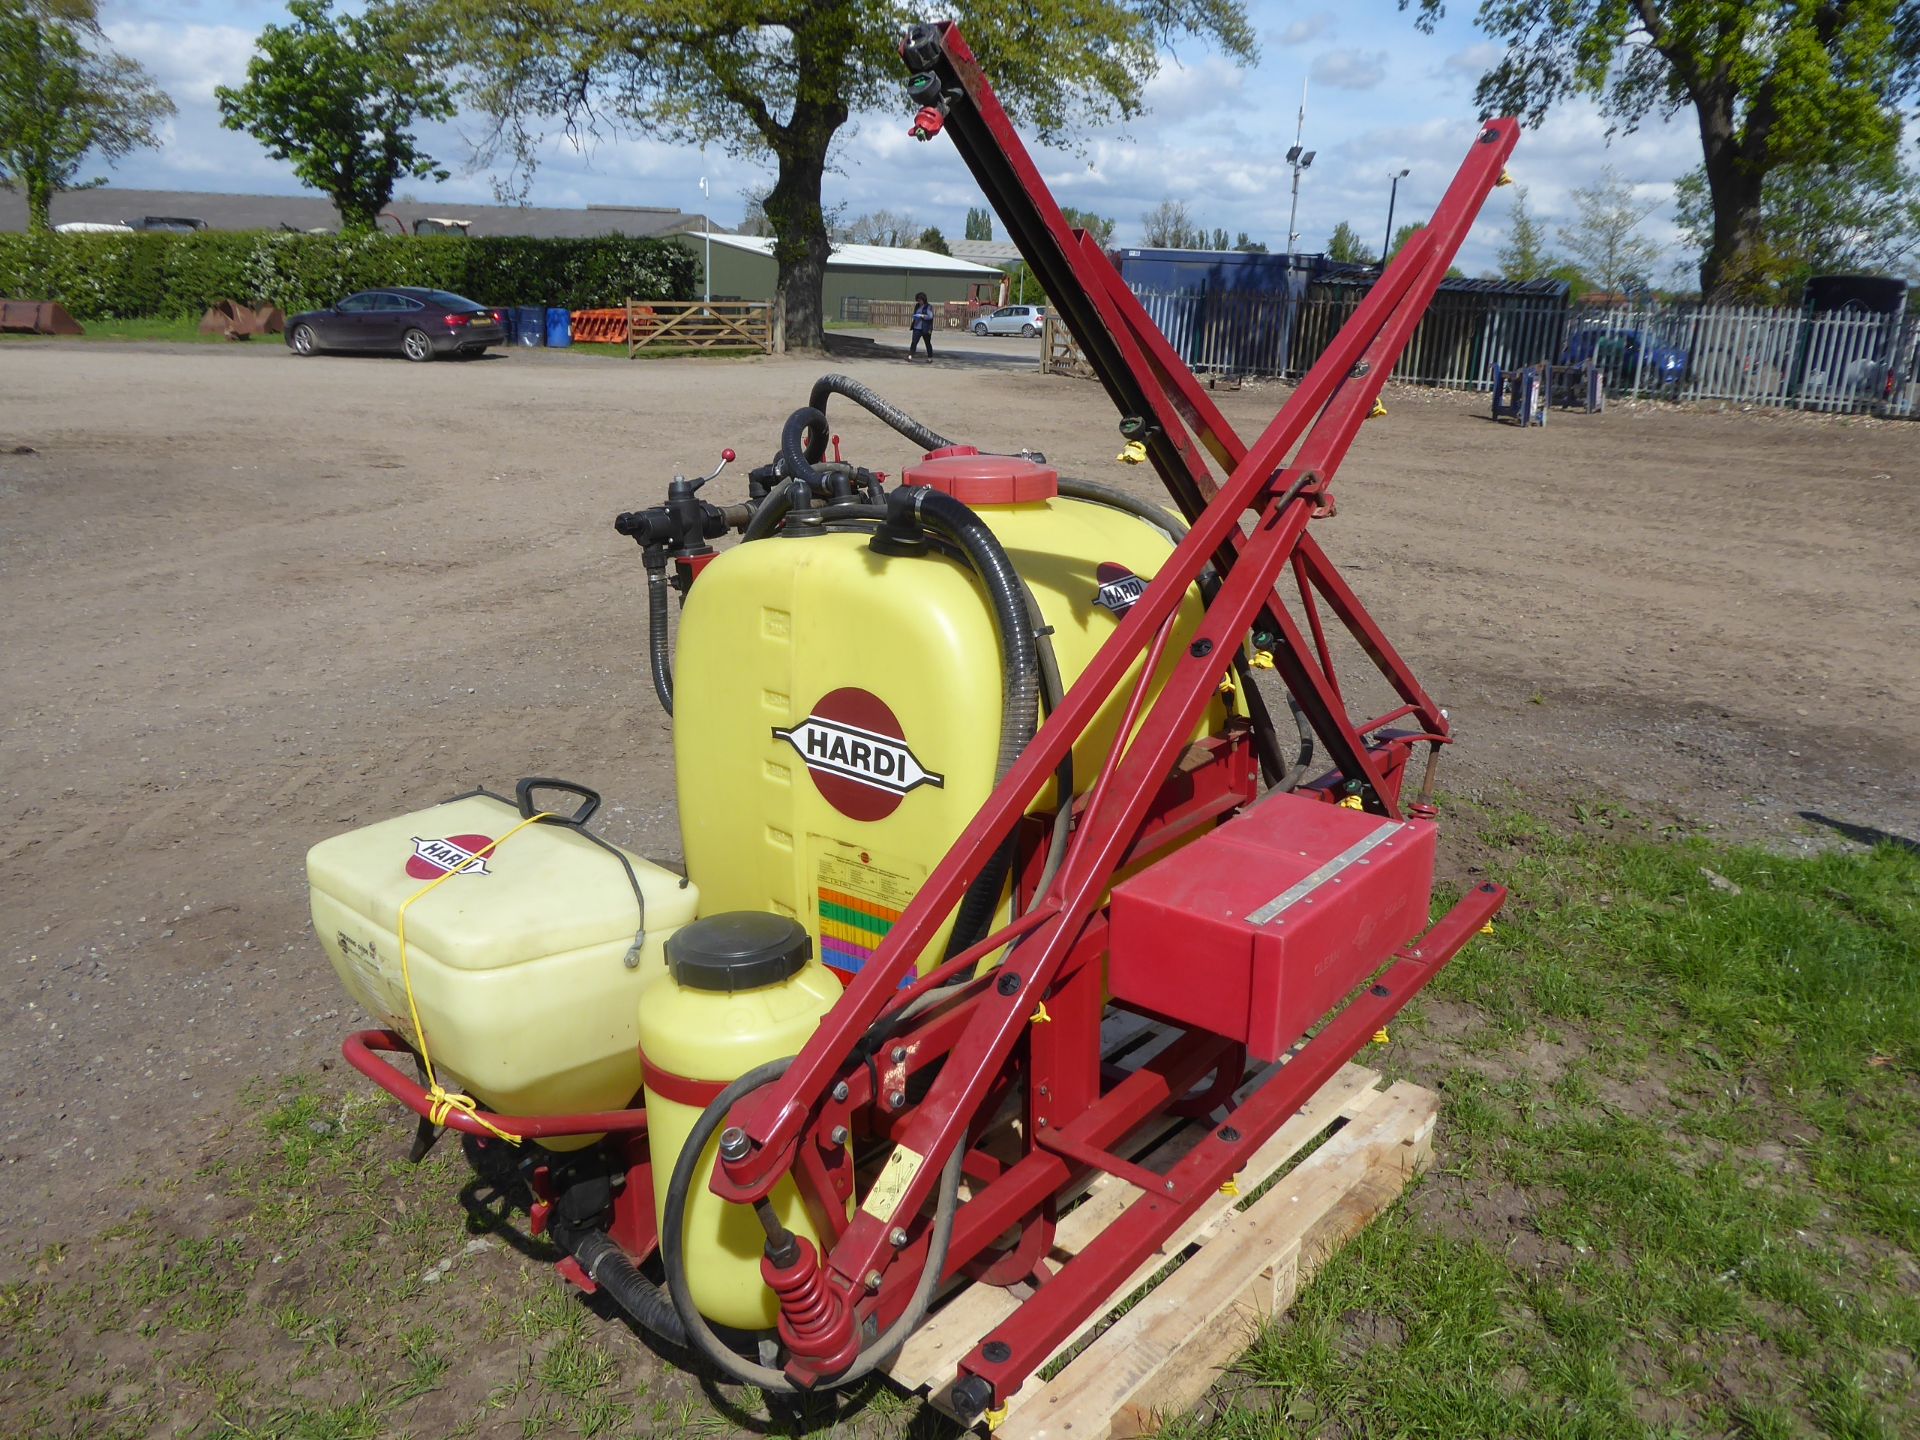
[1327,221,1374,264]
[1208,225,1230,250]
[1674,155,1920,300]
[916,225,950,255]
[217,0,453,232]
[964,205,992,241]
[418,1,1255,351]
[1404,0,1920,298]
[1496,183,1550,280]
[1233,231,1267,253]
[738,185,775,237]
[838,208,918,247]
[1059,205,1117,246]
[0,1,173,232]
[1558,166,1661,297]
[1142,198,1198,248]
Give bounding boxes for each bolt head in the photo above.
[864,1270,884,1291]
[889,1227,910,1248]
[718,1126,751,1162]
[829,1125,849,1146]
[890,1046,908,1064]
[832,1080,850,1102]
[887,1090,905,1109]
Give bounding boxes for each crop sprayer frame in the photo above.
[344,16,1515,1422]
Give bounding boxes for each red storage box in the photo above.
[1107,791,1436,1061]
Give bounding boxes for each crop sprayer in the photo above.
[308,19,1515,1422]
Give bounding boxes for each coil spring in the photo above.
[765,1237,839,1343]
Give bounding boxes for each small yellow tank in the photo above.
[673,459,1227,983]
[308,791,698,1148]
[636,912,849,1329]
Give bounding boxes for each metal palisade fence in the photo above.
[1127,285,1920,418]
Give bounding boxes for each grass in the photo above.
[2,807,1913,1438]
[0,315,229,343]
[1166,810,1919,1440]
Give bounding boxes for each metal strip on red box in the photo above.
[1107,790,1436,1061]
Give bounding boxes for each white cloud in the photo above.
[1311,49,1389,92]
[1271,15,1333,47]
[1139,56,1248,124]
[103,21,255,103]
[1440,42,1503,80]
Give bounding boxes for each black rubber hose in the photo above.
[553,1223,688,1346]
[741,476,812,542]
[805,373,955,457]
[659,1058,964,1393]
[647,565,674,715]
[1055,474,1186,541]
[890,486,1041,953]
[781,405,829,487]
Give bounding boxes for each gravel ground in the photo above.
[1,336,1915,1249]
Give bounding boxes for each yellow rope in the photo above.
[395,811,553,1144]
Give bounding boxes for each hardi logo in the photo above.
[773,687,944,822]
[1094,562,1148,615]
[406,834,495,880]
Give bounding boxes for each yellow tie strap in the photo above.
[395,811,555,1145]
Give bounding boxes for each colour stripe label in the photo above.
[814,847,921,988]
[818,885,904,977]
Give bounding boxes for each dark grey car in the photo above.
[285,288,508,361]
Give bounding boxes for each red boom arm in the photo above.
[709,20,1517,1411]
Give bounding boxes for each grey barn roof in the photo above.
[0,187,707,239]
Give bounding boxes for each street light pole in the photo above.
[698,174,712,305]
[1284,79,1313,255]
[1381,168,1409,267]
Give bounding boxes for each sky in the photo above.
[96,0,1705,279]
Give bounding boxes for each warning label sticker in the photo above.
[814,844,920,985]
[861,1144,927,1222]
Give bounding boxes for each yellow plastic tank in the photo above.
[673,462,1226,982]
[308,791,698,1146]
[636,912,849,1330]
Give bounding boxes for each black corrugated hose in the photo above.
[647,565,675,715]
[804,373,955,456]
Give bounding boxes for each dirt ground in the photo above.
[1,337,1915,1320]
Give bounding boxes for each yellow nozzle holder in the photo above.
[1496,168,1514,187]
[1116,439,1148,464]
[1369,398,1388,419]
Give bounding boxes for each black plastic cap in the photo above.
[666,912,812,994]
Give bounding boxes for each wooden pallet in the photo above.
[884,1053,1438,1437]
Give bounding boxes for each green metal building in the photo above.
[680,232,1008,317]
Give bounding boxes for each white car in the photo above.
[973,304,1047,337]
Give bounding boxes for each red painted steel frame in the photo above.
[701,20,1520,1407]
[343,1030,652,1140]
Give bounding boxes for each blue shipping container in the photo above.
[546,307,573,347]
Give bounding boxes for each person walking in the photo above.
[908,291,935,361]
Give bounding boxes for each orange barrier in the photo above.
[569,308,632,343]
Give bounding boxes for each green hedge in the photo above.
[0,230,698,320]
